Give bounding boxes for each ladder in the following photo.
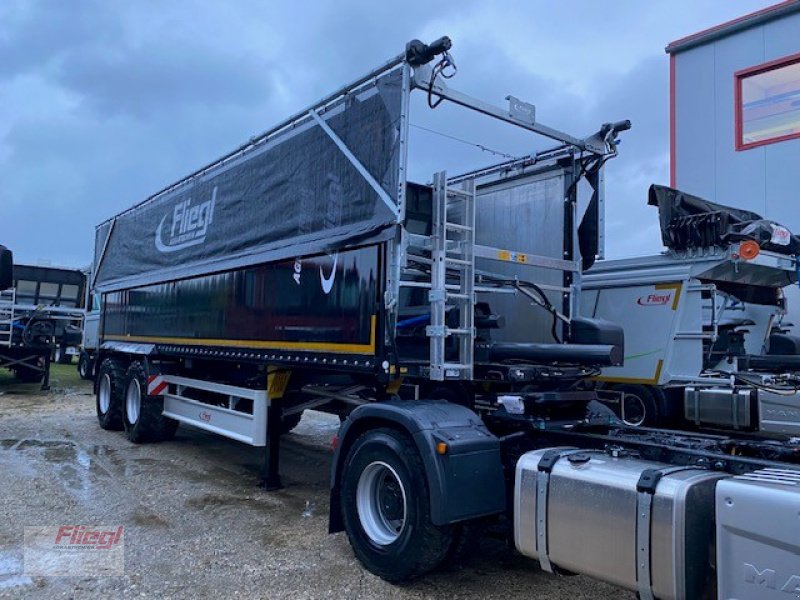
[0,288,15,347]
[426,171,476,381]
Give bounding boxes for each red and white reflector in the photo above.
[147,375,167,396]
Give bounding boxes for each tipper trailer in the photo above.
[90,37,800,598]
[583,185,800,435]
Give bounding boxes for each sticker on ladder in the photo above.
[147,375,167,396]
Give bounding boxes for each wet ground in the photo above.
[0,364,631,599]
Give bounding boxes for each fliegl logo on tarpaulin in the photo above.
[155,186,217,253]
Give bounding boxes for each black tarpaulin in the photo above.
[648,184,800,255]
[94,68,404,292]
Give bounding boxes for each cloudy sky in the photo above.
[0,0,778,269]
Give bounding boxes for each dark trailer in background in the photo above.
[12,264,86,364]
[0,262,85,386]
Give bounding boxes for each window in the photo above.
[736,53,800,150]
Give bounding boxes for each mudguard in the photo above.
[329,400,506,532]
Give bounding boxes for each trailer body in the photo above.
[583,187,800,434]
[87,37,800,598]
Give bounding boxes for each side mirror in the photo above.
[0,245,13,291]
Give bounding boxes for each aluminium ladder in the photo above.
[426,172,476,380]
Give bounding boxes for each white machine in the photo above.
[583,244,800,435]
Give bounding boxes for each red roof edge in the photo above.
[666,1,800,54]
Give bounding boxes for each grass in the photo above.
[0,358,85,389]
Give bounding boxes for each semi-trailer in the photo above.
[88,37,800,598]
[583,185,800,435]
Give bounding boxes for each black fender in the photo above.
[329,400,506,532]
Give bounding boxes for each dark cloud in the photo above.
[0,0,778,268]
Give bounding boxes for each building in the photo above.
[667,1,800,224]
[667,1,800,326]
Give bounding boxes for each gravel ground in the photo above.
[0,364,632,599]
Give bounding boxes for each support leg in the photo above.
[262,401,283,491]
[41,352,51,391]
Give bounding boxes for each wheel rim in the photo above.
[126,378,141,425]
[356,461,407,546]
[79,359,87,377]
[622,393,646,427]
[98,374,112,414]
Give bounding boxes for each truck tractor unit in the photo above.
[88,38,800,599]
[584,185,800,436]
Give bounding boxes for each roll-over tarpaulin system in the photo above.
[93,68,404,292]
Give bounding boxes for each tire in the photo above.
[340,428,454,582]
[122,362,179,443]
[613,384,660,427]
[280,411,303,434]
[96,358,126,431]
[78,353,93,380]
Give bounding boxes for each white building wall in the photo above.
[673,11,800,225]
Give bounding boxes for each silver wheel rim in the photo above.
[79,359,87,377]
[356,461,407,546]
[126,378,141,425]
[622,393,646,427]
[98,374,111,414]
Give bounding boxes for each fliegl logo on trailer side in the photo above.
[155,186,217,253]
[637,292,672,306]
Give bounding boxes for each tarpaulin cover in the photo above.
[648,184,800,255]
[94,68,404,291]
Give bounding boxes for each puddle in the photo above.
[10,440,110,501]
[0,550,32,591]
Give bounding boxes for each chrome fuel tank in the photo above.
[514,448,726,600]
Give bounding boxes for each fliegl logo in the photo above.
[637,293,671,306]
[155,186,217,253]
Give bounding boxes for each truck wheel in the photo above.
[340,428,453,582]
[78,353,92,380]
[122,362,179,443]
[614,384,659,427]
[96,359,125,431]
[280,411,303,434]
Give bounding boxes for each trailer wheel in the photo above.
[614,384,659,427]
[78,353,93,380]
[340,428,453,582]
[122,362,179,443]
[96,359,125,431]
